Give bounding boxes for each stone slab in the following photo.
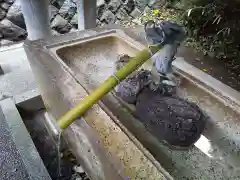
[14,89,43,112]
[0,98,51,180]
[0,44,36,99]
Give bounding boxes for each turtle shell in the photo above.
[135,88,206,148]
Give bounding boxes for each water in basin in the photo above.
[56,36,240,179]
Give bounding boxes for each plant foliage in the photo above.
[170,0,240,61]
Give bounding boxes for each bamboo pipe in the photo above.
[57,46,161,129]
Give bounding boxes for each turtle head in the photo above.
[144,20,185,87]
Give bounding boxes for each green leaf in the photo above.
[227,28,231,36]
[216,16,222,24]
[212,15,221,24]
[187,9,193,17]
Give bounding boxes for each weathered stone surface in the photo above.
[96,18,101,25]
[51,0,65,9]
[69,0,78,4]
[130,7,142,17]
[0,0,155,45]
[0,19,26,41]
[51,14,68,28]
[123,0,135,13]
[59,0,76,20]
[53,23,72,34]
[0,99,52,180]
[7,13,26,30]
[104,0,111,4]
[0,8,6,20]
[0,65,3,74]
[114,19,121,25]
[0,39,13,45]
[116,7,129,20]
[70,13,78,28]
[143,5,152,15]
[97,4,106,19]
[48,5,58,21]
[98,21,105,27]
[1,3,11,10]
[51,29,60,36]
[107,0,121,13]
[58,0,71,16]
[69,28,77,33]
[100,10,116,23]
[5,1,20,17]
[66,6,77,20]
[97,0,105,7]
[0,108,30,180]
[5,0,15,4]
[131,18,141,25]
[148,0,166,8]
[6,1,25,29]
[135,0,149,11]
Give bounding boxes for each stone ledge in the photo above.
[0,98,51,180]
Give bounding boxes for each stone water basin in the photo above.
[51,31,240,180]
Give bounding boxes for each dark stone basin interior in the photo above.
[17,96,90,180]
